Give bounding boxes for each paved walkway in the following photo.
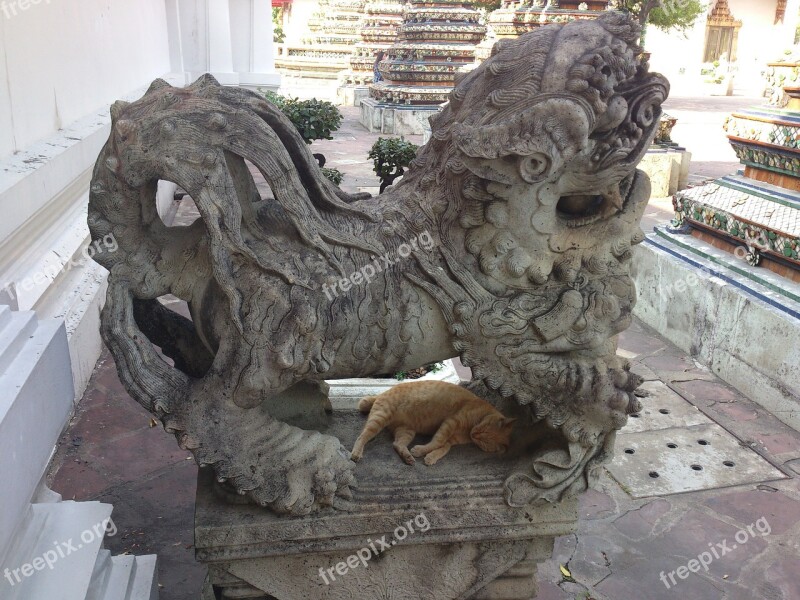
[46,98,800,600]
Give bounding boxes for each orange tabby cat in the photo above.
[350,380,516,466]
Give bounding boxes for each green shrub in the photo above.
[368,137,419,193]
[321,167,344,186]
[264,92,342,144]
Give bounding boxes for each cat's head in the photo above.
[470,414,516,454]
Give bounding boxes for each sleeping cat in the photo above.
[350,380,516,466]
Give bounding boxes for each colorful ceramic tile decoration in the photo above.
[475,0,611,61]
[340,0,406,86]
[673,61,800,271]
[275,0,366,79]
[369,0,487,105]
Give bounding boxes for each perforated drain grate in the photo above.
[624,381,712,433]
[608,382,787,497]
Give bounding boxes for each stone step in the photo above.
[1,500,112,599]
[0,499,159,600]
[85,550,159,600]
[0,304,13,328]
[99,554,136,600]
[86,549,113,600]
[0,308,38,374]
[0,308,73,567]
[126,555,159,600]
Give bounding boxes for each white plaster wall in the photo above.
[0,0,172,159]
[230,0,275,74]
[646,0,797,96]
[283,0,320,44]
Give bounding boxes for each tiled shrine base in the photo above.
[675,174,800,272]
[632,226,800,433]
[359,98,441,135]
[689,227,800,284]
[196,408,579,600]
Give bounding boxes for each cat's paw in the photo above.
[410,445,428,458]
[399,452,416,466]
[350,449,363,462]
[423,454,441,466]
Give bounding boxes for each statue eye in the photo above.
[519,153,550,183]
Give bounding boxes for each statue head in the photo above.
[411,11,668,289]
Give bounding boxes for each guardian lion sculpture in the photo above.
[88,12,668,515]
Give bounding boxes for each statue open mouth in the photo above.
[556,171,638,228]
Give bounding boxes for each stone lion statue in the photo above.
[88,12,668,515]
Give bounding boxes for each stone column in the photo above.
[206,0,239,84]
[231,0,282,89]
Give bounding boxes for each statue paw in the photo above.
[191,417,356,516]
[247,429,356,515]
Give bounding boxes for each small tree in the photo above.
[369,137,419,193]
[272,7,285,43]
[611,0,707,41]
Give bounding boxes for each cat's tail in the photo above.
[358,395,378,414]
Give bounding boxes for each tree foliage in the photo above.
[611,0,707,38]
[368,137,419,193]
[263,92,343,144]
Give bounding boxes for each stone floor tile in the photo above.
[50,454,114,501]
[672,379,744,406]
[579,488,618,520]
[641,352,698,374]
[611,499,672,540]
[750,431,800,456]
[618,326,669,357]
[532,580,573,599]
[85,425,193,482]
[642,508,768,583]
[703,488,800,535]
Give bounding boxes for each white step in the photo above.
[1,500,112,599]
[0,304,13,329]
[126,555,158,600]
[104,555,136,600]
[86,549,113,600]
[0,308,37,374]
[0,308,73,566]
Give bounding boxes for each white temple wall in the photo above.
[0,0,172,159]
[0,0,278,402]
[646,0,799,97]
[282,0,320,44]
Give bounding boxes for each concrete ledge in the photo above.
[337,85,370,107]
[632,227,800,431]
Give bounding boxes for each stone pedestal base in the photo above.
[639,145,692,197]
[359,98,443,135]
[337,85,370,107]
[196,405,578,600]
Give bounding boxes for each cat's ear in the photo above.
[499,417,517,427]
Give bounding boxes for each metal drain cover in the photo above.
[608,422,787,497]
